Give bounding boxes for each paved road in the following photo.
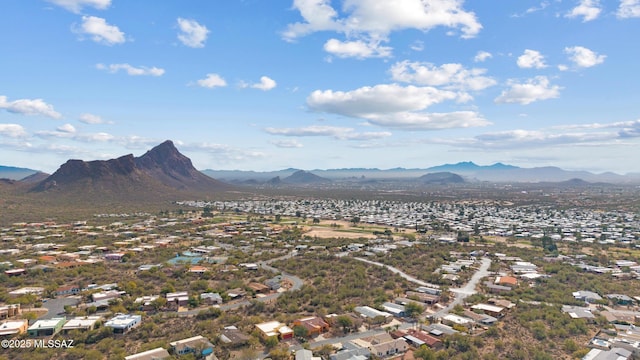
[353,256,492,319]
[432,257,492,318]
[353,257,431,286]
[39,297,81,319]
[178,252,303,316]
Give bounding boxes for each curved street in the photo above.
[179,252,304,315]
[353,255,492,318]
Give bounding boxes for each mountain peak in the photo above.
[33,140,228,194]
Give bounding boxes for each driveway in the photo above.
[432,257,491,318]
[39,297,81,319]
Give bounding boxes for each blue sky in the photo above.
[1,0,640,174]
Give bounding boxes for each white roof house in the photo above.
[105,314,141,334]
[62,316,101,332]
[255,321,293,339]
[0,320,28,336]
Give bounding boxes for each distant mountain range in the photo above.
[3,152,640,189]
[418,172,465,185]
[0,165,41,180]
[203,162,640,184]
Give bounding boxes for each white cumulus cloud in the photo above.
[284,0,481,40]
[265,125,392,140]
[76,16,126,45]
[307,84,459,118]
[79,113,108,124]
[495,76,561,105]
[566,0,602,22]
[564,46,606,68]
[0,124,28,138]
[517,49,547,69]
[283,0,481,58]
[362,111,489,130]
[96,63,165,76]
[57,123,76,133]
[306,84,489,130]
[196,74,227,88]
[618,0,640,18]
[47,0,111,13]
[271,139,304,148]
[323,38,392,59]
[390,61,496,91]
[0,95,62,119]
[177,18,209,48]
[246,76,277,91]
[474,51,492,62]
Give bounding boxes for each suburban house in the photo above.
[188,265,208,274]
[8,287,44,297]
[219,326,250,347]
[330,341,371,360]
[405,291,439,304]
[200,292,223,305]
[4,269,26,277]
[401,329,443,350]
[248,282,270,294]
[495,276,518,288]
[441,314,474,329]
[573,290,603,304]
[255,320,294,340]
[124,347,171,360]
[607,294,634,306]
[484,282,512,294]
[368,338,409,358]
[169,335,214,357]
[561,305,596,321]
[463,310,498,326]
[104,253,125,261]
[226,288,246,300]
[382,302,406,318]
[134,295,160,311]
[296,349,321,360]
[582,347,632,360]
[354,306,393,323]
[292,316,330,337]
[0,304,21,319]
[56,285,81,297]
[166,292,189,307]
[265,276,282,290]
[28,317,66,337]
[471,303,506,318]
[61,316,101,334]
[105,314,141,334]
[92,290,123,303]
[0,320,28,337]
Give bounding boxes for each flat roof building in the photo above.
[28,317,66,337]
[105,314,141,334]
[0,320,28,337]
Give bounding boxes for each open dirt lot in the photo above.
[303,220,378,239]
[303,220,416,240]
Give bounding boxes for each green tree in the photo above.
[294,325,309,339]
[405,302,424,319]
[415,345,436,360]
[264,336,279,349]
[336,315,354,333]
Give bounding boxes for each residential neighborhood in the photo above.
[0,197,639,360]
